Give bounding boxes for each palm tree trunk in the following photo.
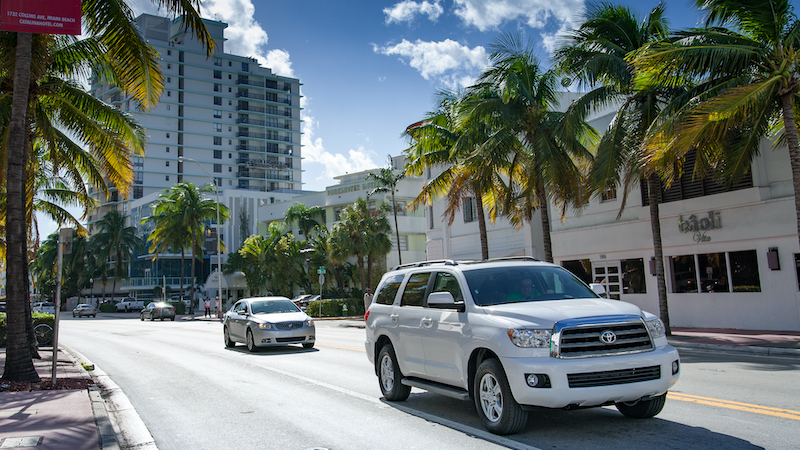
[475,194,489,260]
[358,253,367,294]
[2,32,40,382]
[189,244,197,315]
[180,249,186,312]
[391,191,402,264]
[779,92,800,252]
[536,179,554,263]
[647,174,671,336]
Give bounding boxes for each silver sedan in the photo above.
[222,297,315,352]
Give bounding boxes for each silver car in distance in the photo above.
[223,297,316,352]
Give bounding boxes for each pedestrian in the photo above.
[363,288,373,312]
[215,296,220,316]
[204,297,211,317]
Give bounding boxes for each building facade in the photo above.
[86,13,303,301]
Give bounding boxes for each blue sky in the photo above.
[38,0,741,238]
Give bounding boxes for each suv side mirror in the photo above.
[427,292,465,312]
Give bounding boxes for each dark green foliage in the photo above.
[305,298,364,318]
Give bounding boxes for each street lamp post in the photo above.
[178,156,223,318]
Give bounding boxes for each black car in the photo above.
[140,302,176,321]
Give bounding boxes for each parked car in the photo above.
[72,304,97,318]
[140,302,176,321]
[365,258,680,435]
[223,297,315,352]
[116,297,145,312]
[32,302,56,314]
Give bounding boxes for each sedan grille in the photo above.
[568,365,661,388]
[276,337,306,343]
[274,321,304,330]
[554,316,653,358]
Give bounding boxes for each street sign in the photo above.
[317,266,326,274]
[318,274,325,286]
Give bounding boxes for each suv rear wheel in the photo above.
[474,358,528,435]
[378,344,411,401]
[616,393,666,418]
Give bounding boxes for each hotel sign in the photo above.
[0,0,81,35]
[327,181,379,196]
[678,211,722,243]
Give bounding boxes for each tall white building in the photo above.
[87,14,303,301]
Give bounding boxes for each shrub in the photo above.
[99,302,116,313]
[306,297,364,318]
[168,301,186,315]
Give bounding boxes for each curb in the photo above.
[668,340,800,357]
[61,345,158,450]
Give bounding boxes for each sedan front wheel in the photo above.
[246,329,257,352]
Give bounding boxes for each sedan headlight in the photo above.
[646,317,666,339]
[305,319,314,327]
[257,322,273,330]
[508,329,551,348]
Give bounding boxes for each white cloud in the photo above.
[373,39,488,88]
[452,0,583,32]
[300,96,379,190]
[384,1,444,24]
[264,49,295,78]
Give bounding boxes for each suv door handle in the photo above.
[390,314,399,322]
[421,318,433,327]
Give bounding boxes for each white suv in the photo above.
[364,258,680,435]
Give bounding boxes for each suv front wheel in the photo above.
[616,393,666,418]
[474,358,528,435]
[378,344,411,401]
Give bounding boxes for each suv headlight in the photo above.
[508,329,551,348]
[646,317,666,339]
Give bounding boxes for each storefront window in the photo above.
[698,253,729,292]
[730,250,761,292]
[621,259,646,294]
[671,255,698,293]
[561,259,592,284]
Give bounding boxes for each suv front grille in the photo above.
[568,365,661,388]
[554,316,653,358]
[275,321,305,330]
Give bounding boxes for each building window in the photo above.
[621,259,646,294]
[216,177,222,186]
[698,253,728,292]
[463,197,478,223]
[213,57,222,66]
[133,186,143,199]
[166,147,170,153]
[394,201,407,216]
[601,186,617,202]
[166,104,170,111]
[729,250,761,292]
[334,207,343,221]
[167,50,171,56]
[213,136,222,145]
[392,235,408,251]
[561,259,592,285]
[670,255,698,293]
[213,109,222,118]
[214,96,222,105]
[166,175,170,181]
[213,164,222,173]
[214,150,222,159]
[165,161,169,167]
[242,62,249,71]
[213,123,222,132]
[228,166,232,172]
[213,70,222,79]
[166,91,171,97]
[166,132,170,139]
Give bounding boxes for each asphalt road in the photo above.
[59,314,800,450]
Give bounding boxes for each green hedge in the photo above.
[306,297,364,318]
[99,303,117,313]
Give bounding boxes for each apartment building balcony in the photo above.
[236,144,267,152]
[236,78,265,87]
[236,91,266,100]
[236,130,266,139]
[236,104,265,113]
[236,170,292,181]
[121,276,194,291]
[236,117,266,126]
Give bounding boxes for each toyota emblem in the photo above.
[599,330,617,344]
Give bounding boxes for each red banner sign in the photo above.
[0,0,81,35]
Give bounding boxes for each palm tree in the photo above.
[632,0,800,253]
[472,33,595,263]
[366,158,405,264]
[227,222,284,295]
[554,2,678,333]
[145,182,230,313]
[93,210,144,302]
[405,90,505,260]
[284,202,325,238]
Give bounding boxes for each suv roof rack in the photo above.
[392,259,461,270]
[485,256,540,263]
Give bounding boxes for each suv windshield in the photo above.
[463,265,597,306]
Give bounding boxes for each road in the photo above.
[59,314,800,449]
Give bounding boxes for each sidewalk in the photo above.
[1,323,798,449]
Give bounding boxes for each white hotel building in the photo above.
[425,96,800,332]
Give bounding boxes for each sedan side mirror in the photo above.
[427,292,465,312]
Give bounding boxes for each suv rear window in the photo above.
[375,274,404,305]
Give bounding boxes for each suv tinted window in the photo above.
[432,272,462,301]
[375,274,404,305]
[400,272,431,307]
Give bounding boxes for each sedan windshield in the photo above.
[463,266,598,306]
[250,300,300,314]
